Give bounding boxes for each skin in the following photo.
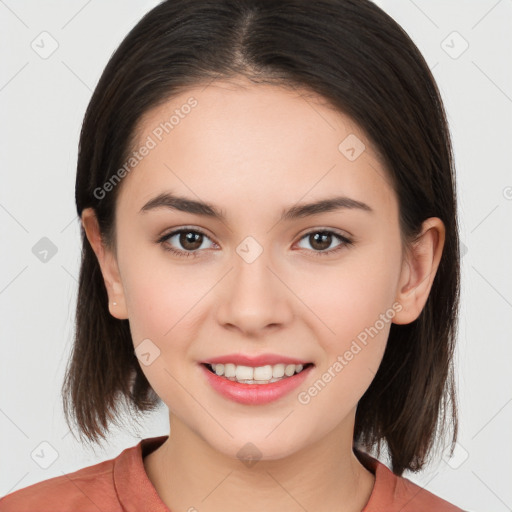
[82,77,445,512]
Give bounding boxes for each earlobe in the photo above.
[393,218,445,325]
[81,208,129,320]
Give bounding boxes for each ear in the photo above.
[81,208,128,320]
[393,217,445,325]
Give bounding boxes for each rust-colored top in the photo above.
[0,435,464,511]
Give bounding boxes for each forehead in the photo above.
[118,79,395,217]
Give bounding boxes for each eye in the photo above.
[295,230,353,256]
[157,227,353,258]
[157,228,216,258]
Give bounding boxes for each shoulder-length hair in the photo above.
[63,0,460,476]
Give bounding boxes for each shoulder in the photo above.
[0,458,120,512]
[0,436,168,512]
[391,473,465,511]
[356,449,465,511]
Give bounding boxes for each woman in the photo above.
[0,0,463,510]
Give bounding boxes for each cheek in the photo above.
[117,233,212,342]
[123,268,208,348]
[292,244,401,395]
[120,260,210,408]
[299,252,400,342]
[294,263,397,417]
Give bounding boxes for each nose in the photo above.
[215,244,294,337]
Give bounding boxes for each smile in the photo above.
[200,362,314,405]
[205,362,310,384]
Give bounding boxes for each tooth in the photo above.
[272,364,285,378]
[209,361,308,382]
[253,365,273,381]
[235,365,253,380]
[224,363,236,377]
[284,364,296,377]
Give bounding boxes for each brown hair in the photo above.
[62,0,460,475]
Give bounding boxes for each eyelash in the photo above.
[156,227,353,258]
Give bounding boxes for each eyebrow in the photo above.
[139,191,373,222]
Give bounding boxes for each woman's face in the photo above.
[103,79,407,459]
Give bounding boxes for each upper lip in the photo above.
[202,353,312,367]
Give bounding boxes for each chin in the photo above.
[200,427,310,464]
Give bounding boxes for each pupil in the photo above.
[312,232,331,251]
[181,231,202,250]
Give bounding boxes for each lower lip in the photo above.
[200,364,313,405]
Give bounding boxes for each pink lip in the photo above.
[202,353,311,366]
[200,363,313,405]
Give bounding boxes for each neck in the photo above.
[144,412,375,512]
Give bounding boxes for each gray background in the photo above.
[1,1,511,510]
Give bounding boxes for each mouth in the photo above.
[200,361,315,405]
[202,362,314,385]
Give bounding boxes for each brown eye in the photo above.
[309,232,334,251]
[158,228,215,257]
[296,230,353,256]
[178,231,203,251]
